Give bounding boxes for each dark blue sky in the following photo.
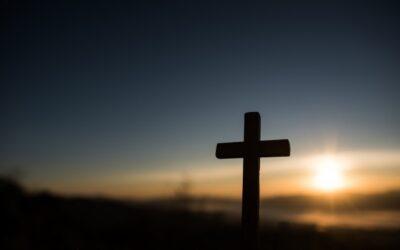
[1,0,399,194]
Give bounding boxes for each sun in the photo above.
[313,156,345,192]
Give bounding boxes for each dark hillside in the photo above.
[1,177,399,250]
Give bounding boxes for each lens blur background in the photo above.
[1,0,400,249]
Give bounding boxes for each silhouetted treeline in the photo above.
[1,176,399,250]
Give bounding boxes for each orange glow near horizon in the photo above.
[23,150,400,199]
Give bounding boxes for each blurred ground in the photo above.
[1,176,399,250]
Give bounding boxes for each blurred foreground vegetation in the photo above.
[1,176,399,250]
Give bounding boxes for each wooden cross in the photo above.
[215,112,290,250]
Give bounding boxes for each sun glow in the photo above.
[313,155,346,192]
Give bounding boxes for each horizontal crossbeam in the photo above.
[216,142,244,159]
[216,139,290,159]
[258,139,290,157]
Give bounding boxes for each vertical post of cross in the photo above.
[215,112,290,250]
[242,112,260,250]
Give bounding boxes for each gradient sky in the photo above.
[2,0,400,198]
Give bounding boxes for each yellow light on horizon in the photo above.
[313,155,345,192]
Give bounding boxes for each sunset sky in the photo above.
[2,0,400,199]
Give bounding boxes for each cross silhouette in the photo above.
[216,112,290,250]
